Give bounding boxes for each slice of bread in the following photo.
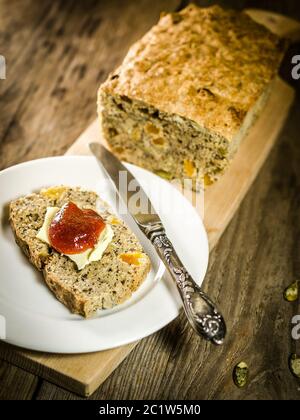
[9,186,151,317]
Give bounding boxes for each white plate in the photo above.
[0,156,208,353]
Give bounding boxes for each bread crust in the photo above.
[100,4,285,140]
[98,5,285,185]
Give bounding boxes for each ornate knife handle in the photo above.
[142,222,226,345]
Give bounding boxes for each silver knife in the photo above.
[90,143,226,345]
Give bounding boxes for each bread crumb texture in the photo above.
[9,186,151,317]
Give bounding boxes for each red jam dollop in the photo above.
[48,202,105,255]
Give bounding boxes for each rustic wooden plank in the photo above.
[191,0,300,21]
[1,0,300,400]
[0,0,179,171]
[0,0,54,401]
[31,7,300,398]
[4,70,295,398]
[0,340,138,397]
[37,94,300,400]
[0,0,180,399]
[246,8,300,40]
[0,359,39,400]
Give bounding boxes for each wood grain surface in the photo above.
[1,0,300,400]
[0,73,293,397]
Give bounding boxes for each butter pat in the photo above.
[36,207,114,270]
[36,207,60,243]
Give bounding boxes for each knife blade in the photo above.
[90,142,226,345]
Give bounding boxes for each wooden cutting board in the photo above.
[0,9,299,397]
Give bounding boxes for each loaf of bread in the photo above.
[9,186,150,317]
[98,4,286,186]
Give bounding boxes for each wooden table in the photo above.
[0,0,300,400]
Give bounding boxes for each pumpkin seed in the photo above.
[288,354,300,378]
[283,281,299,302]
[233,361,249,388]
